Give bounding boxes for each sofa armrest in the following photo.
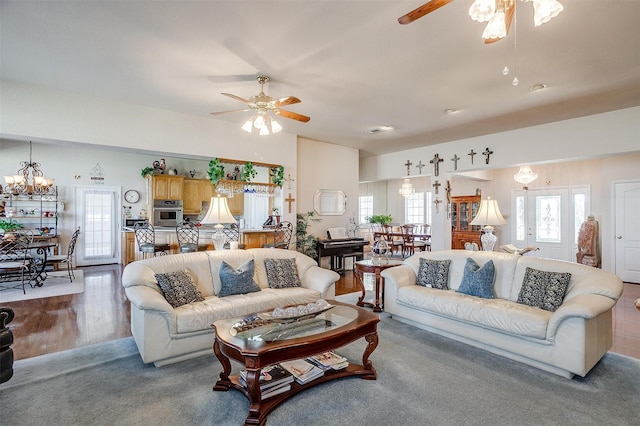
[124,285,173,313]
[301,266,340,299]
[381,264,416,290]
[546,293,617,339]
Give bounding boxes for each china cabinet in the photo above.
[451,195,481,249]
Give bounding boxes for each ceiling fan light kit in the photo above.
[400,0,564,43]
[211,74,309,136]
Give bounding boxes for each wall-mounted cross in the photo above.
[432,180,441,194]
[468,149,477,164]
[285,193,296,213]
[445,180,452,203]
[430,154,444,176]
[482,147,494,164]
[285,174,295,190]
[404,160,413,175]
[416,161,425,174]
[451,154,460,171]
[433,197,443,214]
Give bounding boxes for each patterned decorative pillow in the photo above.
[155,270,204,308]
[218,260,261,297]
[417,258,451,290]
[457,258,495,299]
[264,258,302,289]
[517,267,572,312]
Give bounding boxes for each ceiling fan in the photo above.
[398,0,563,44]
[211,74,310,135]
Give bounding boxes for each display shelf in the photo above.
[1,189,60,236]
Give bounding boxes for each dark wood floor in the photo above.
[3,264,639,361]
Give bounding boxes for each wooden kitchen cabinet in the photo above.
[183,179,217,214]
[152,175,184,200]
[451,195,482,249]
[242,230,274,249]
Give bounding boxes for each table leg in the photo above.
[355,268,372,309]
[361,331,378,380]
[373,273,384,313]
[212,338,232,391]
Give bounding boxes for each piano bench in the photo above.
[337,252,364,274]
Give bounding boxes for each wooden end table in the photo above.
[354,259,403,312]
[212,301,379,426]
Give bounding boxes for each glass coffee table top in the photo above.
[218,304,359,343]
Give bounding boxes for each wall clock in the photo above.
[124,189,140,204]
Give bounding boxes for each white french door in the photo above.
[614,181,640,283]
[74,186,121,266]
[512,186,589,262]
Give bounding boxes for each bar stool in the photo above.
[134,222,170,258]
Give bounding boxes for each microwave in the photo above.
[153,200,183,227]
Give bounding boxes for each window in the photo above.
[405,192,432,224]
[359,195,373,224]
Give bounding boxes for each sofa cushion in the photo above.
[457,258,495,299]
[517,267,571,312]
[219,260,261,297]
[155,270,204,308]
[264,258,302,289]
[417,258,451,289]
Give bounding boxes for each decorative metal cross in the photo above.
[482,147,494,164]
[468,149,477,164]
[445,180,452,203]
[430,154,444,176]
[404,160,413,175]
[451,154,460,171]
[285,193,296,213]
[416,161,425,174]
[433,197,443,214]
[432,180,441,194]
[285,174,295,190]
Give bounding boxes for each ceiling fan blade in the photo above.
[275,109,311,123]
[398,0,454,25]
[210,108,251,116]
[221,93,251,104]
[484,3,515,44]
[274,96,301,108]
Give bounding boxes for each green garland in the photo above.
[271,165,285,187]
[241,162,257,183]
[208,158,225,185]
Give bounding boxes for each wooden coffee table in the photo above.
[211,300,379,426]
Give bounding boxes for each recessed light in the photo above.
[530,83,548,92]
[445,108,459,115]
[365,125,397,134]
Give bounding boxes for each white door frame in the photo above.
[613,180,640,283]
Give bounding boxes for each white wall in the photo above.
[297,138,359,242]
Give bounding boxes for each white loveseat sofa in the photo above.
[122,248,339,366]
[381,250,623,378]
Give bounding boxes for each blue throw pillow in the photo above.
[457,258,495,299]
[218,260,261,297]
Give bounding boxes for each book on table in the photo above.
[307,351,349,371]
[280,358,325,385]
[239,364,294,391]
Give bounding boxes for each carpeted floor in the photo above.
[0,270,84,302]
[2,316,638,426]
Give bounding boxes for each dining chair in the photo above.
[134,222,170,258]
[401,224,428,257]
[274,221,293,249]
[45,227,80,282]
[382,224,403,256]
[414,224,431,252]
[221,226,240,249]
[176,221,199,253]
[0,232,34,294]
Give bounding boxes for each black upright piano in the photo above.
[316,238,369,273]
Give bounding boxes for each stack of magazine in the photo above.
[280,359,325,385]
[307,351,349,371]
[239,364,294,400]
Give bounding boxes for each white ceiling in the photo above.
[1,1,639,157]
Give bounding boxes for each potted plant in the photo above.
[141,167,155,178]
[270,165,285,187]
[0,220,23,241]
[366,214,393,226]
[241,162,257,183]
[208,158,225,185]
[296,211,321,258]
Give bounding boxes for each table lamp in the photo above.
[470,197,506,251]
[201,195,236,250]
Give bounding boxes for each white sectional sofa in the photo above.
[122,248,339,366]
[381,250,623,378]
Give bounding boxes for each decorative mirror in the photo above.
[314,190,346,216]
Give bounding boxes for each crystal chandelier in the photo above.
[3,142,56,196]
[469,0,564,42]
[513,165,538,190]
[241,112,282,136]
[399,179,415,197]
